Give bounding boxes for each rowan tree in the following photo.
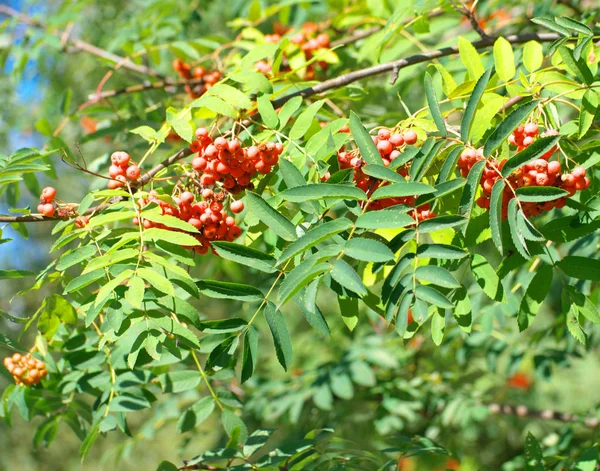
[0,1,599,470]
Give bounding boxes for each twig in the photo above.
[450,0,490,40]
[88,78,204,101]
[0,5,163,79]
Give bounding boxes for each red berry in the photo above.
[389,133,404,147]
[41,203,55,217]
[572,167,586,178]
[524,123,539,137]
[180,191,195,205]
[377,140,393,155]
[377,129,391,140]
[230,200,244,214]
[402,130,418,145]
[195,128,209,140]
[41,187,56,201]
[126,165,141,180]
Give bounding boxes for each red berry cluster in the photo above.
[3,353,47,386]
[190,128,283,194]
[256,22,331,79]
[457,143,590,218]
[509,124,559,160]
[134,190,243,255]
[107,151,141,189]
[37,186,57,217]
[336,128,434,221]
[172,59,222,99]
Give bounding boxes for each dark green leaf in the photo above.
[425,72,447,136]
[483,100,539,156]
[461,68,492,142]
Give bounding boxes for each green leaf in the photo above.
[531,17,570,36]
[241,326,259,383]
[80,424,100,462]
[459,159,485,226]
[349,111,384,165]
[159,371,201,393]
[418,215,467,233]
[265,303,292,371]
[330,259,367,296]
[458,36,484,80]
[417,244,468,259]
[246,191,297,241]
[197,280,264,301]
[370,182,436,201]
[344,238,394,263]
[558,46,593,85]
[281,184,367,202]
[461,68,493,143]
[221,410,248,445]
[490,179,505,255]
[141,211,199,233]
[523,41,543,73]
[415,265,461,288]
[278,218,353,264]
[493,37,515,82]
[144,228,200,246]
[83,248,138,274]
[565,286,600,325]
[508,198,530,259]
[208,83,253,109]
[355,210,415,229]
[289,100,325,140]
[362,164,406,183]
[501,135,561,177]
[177,397,215,433]
[431,310,445,346]
[277,96,303,130]
[524,432,546,471]
[471,254,505,302]
[415,285,453,309]
[94,270,133,309]
[137,268,175,296]
[424,72,447,136]
[484,100,540,156]
[211,242,276,273]
[515,186,568,202]
[579,90,599,138]
[557,256,600,281]
[278,258,330,307]
[125,276,145,310]
[56,245,97,271]
[257,94,279,129]
[566,300,587,346]
[518,264,553,331]
[555,16,593,35]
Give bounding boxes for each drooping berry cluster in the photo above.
[3,353,47,386]
[107,151,141,189]
[457,142,590,218]
[255,22,331,79]
[134,190,243,256]
[190,128,283,194]
[336,128,434,221]
[37,186,57,217]
[172,59,222,99]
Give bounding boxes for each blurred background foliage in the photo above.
[0,0,599,470]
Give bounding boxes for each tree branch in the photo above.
[0,5,164,79]
[271,32,561,106]
[87,78,205,101]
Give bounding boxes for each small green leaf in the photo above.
[355,210,415,229]
[458,36,484,80]
[246,191,297,241]
[265,303,292,371]
[138,268,175,296]
[241,326,259,383]
[461,68,493,143]
[557,256,600,281]
[281,184,367,202]
[278,218,353,263]
[471,254,505,302]
[257,94,279,129]
[344,238,394,263]
[459,159,485,228]
[197,280,264,301]
[415,285,453,309]
[417,244,468,259]
[289,100,325,140]
[418,215,467,233]
[330,259,367,296]
[501,134,561,177]
[349,111,384,165]
[370,182,436,201]
[415,265,461,288]
[489,179,505,255]
[424,72,447,136]
[493,37,515,82]
[523,41,543,73]
[518,264,553,331]
[515,186,568,202]
[211,242,276,273]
